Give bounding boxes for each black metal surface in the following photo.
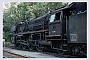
[49,21,62,35]
[68,11,87,43]
[70,2,87,15]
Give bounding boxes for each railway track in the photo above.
[42,51,86,58]
[42,51,76,58]
[4,46,86,58]
[3,50,31,58]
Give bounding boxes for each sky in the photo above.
[3,2,6,9]
[3,2,10,9]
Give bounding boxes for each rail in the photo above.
[3,50,32,58]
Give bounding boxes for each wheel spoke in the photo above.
[36,42,43,51]
[72,46,81,55]
[22,45,27,50]
[28,44,34,51]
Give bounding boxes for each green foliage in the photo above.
[5,41,12,46]
[3,2,69,42]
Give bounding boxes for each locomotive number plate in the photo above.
[70,34,77,41]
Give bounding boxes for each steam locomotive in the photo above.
[11,2,87,56]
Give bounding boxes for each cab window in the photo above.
[55,12,60,20]
[50,14,55,22]
[49,12,61,22]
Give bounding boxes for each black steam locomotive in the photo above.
[11,2,87,56]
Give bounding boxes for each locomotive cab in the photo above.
[48,11,62,38]
[48,8,68,39]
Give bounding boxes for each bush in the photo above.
[5,42,12,46]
